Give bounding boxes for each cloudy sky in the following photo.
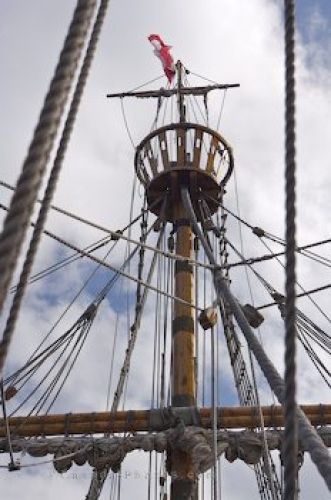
[0,0,330,499]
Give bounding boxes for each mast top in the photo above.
[106,60,239,104]
[107,63,238,221]
[106,83,239,101]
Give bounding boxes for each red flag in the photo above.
[148,34,175,83]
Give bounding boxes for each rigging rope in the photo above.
[0,201,214,281]
[0,200,202,313]
[202,192,331,269]
[216,90,227,131]
[181,186,331,492]
[86,224,164,500]
[5,234,132,397]
[8,314,94,419]
[0,0,111,388]
[0,382,17,471]
[0,0,98,370]
[127,74,166,93]
[9,236,115,291]
[256,284,331,310]
[5,238,142,421]
[119,76,169,148]
[220,230,331,353]
[211,205,281,499]
[227,240,331,270]
[0,203,167,296]
[222,236,331,391]
[229,171,280,499]
[0,180,151,242]
[258,237,331,325]
[120,98,136,148]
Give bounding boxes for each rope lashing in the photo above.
[181,187,331,491]
[0,0,98,376]
[0,0,111,384]
[1,428,330,474]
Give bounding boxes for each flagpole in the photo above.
[176,60,186,123]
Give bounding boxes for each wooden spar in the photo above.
[0,405,330,438]
[106,83,240,100]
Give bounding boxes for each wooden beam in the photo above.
[1,405,329,438]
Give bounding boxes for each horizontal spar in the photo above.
[1,404,330,437]
[106,83,240,99]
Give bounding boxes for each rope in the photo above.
[9,321,88,419]
[120,98,136,148]
[222,238,331,389]
[283,2,299,496]
[230,170,280,498]
[225,236,331,327]
[2,428,330,473]
[0,200,214,274]
[201,192,331,268]
[0,382,16,470]
[220,235,331,392]
[227,239,331,270]
[0,179,152,240]
[215,231,331,361]
[259,237,331,325]
[0,203,162,294]
[181,187,331,491]
[127,74,165,93]
[216,90,227,131]
[211,324,218,500]
[58,234,202,308]
[86,227,164,500]
[6,236,128,393]
[0,0,110,383]
[6,242,140,420]
[112,227,161,413]
[0,0,98,378]
[9,236,114,291]
[44,322,93,414]
[0,444,91,470]
[0,182,148,242]
[213,208,281,498]
[0,201,203,314]
[187,70,219,85]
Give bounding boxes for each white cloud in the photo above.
[0,0,330,498]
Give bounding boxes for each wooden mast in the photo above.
[170,60,197,499]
